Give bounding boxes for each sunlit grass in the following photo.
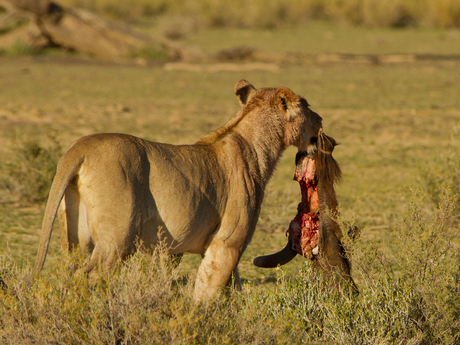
[0,22,459,342]
[55,0,460,28]
[1,187,458,343]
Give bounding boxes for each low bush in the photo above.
[0,184,458,343]
[424,124,460,210]
[0,40,41,57]
[0,136,62,203]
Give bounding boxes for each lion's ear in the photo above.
[235,79,256,106]
[275,87,301,121]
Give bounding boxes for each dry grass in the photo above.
[52,0,460,28]
[0,135,62,203]
[1,188,458,343]
[0,23,459,341]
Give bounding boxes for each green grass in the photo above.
[185,22,460,56]
[0,22,459,343]
[0,40,41,57]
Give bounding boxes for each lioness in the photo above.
[33,79,323,301]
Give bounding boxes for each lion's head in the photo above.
[234,79,323,156]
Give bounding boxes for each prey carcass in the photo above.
[254,130,357,291]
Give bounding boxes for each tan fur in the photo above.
[314,132,357,291]
[32,80,322,302]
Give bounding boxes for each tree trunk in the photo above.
[0,0,164,58]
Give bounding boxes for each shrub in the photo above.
[423,124,460,208]
[0,136,62,203]
[1,184,458,344]
[0,40,41,57]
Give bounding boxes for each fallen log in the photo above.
[0,0,204,60]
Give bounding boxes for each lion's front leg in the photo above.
[194,238,240,302]
[231,266,242,291]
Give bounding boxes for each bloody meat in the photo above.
[287,156,320,259]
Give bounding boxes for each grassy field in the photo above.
[0,23,460,343]
[185,21,460,56]
[54,0,460,28]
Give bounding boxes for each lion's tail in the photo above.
[32,152,84,277]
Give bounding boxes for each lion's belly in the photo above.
[139,193,222,255]
[140,216,218,255]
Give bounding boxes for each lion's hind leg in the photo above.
[81,240,126,278]
[58,184,93,254]
[80,212,139,277]
[81,241,112,274]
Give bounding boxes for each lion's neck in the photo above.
[195,110,246,146]
[196,109,287,185]
[235,116,286,185]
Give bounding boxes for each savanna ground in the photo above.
[0,14,460,344]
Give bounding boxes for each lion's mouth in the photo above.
[303,135,319,158]
[287,152,320,259]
